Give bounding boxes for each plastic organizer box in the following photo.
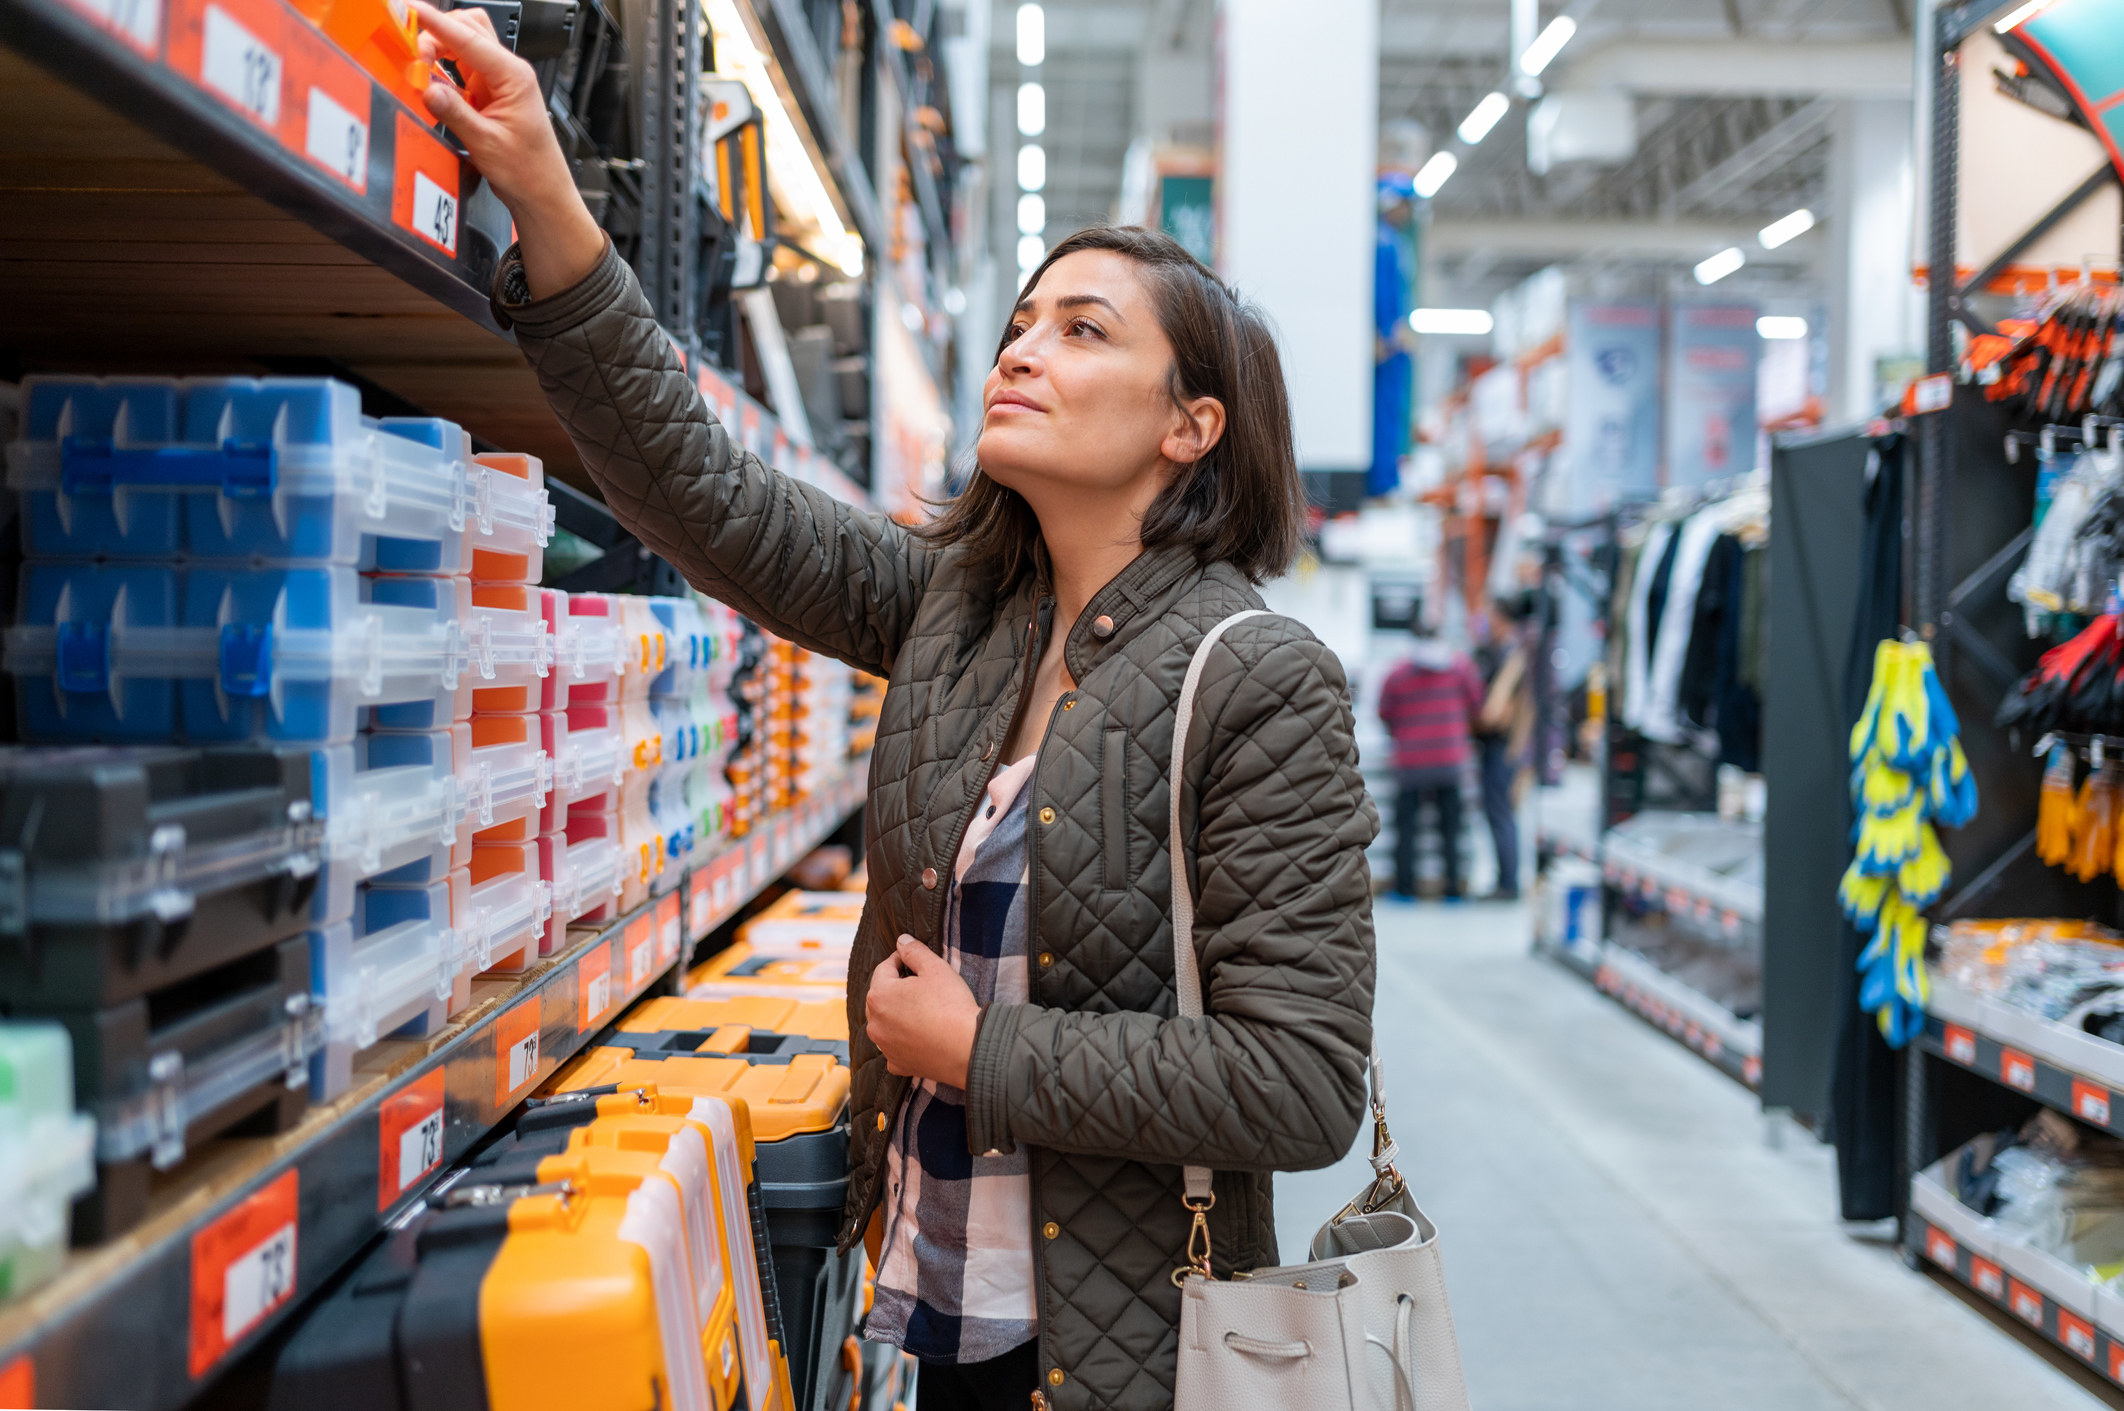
[0,1023,97,1298]
[8,564,550,744]
[7,377,554,570]
[0,744,323,1011]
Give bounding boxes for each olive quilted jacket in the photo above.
[496,241,1379,1409]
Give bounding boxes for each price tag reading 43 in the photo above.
[377,1068,447,1211]
[392,113,461,257]
[189,1169,298,1377]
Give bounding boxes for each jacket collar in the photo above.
[1060,543,1202,681]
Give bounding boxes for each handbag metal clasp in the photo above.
[1335,1096,1408,1223]
[1172,1192,1216,1287]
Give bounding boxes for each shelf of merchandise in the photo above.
[0,760,869,1411]
[1909,1160,2124,1387]
[1593,943,1764,1089]
[1599,830,1762,942]
[1920,973,2124,1141]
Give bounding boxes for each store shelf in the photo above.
[1921,974,2124,1139]
[0,0,585,470]
[1909,1161,2124,1386]
[1601,828,1761,938]
[0,760,868,1411]
[1594,943,1764,1089]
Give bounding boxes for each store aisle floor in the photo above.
[1275,899,2114,1411]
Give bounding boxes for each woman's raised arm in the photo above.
[413,3,935,674]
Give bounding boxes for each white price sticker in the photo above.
[411,169,458,254]
[75,0,161,49]
[201,5,281,126]
[305,87,367,190]
[629,935,653,987]
[397,1109,444,1192]
[507,1028,540,1093]
[221,1222,296,1343]
[691,886,709,936]
[585,971,610,1021]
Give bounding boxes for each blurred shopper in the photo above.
[418,13,1379,1407]
[1371,175,1417,498]
[1379,625,1485,901]
[1473,604,1534,901]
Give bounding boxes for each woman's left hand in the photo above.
[867,935,980,1089]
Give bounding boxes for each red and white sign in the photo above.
[392,112,459,254]
[2001,1048,2037,1093]
[626,914,656,989]
[189,1169,298,1376]
[2061,1309,2097,1361]
[377,1068,447,1211]
[2074,1078,2113,1128]
[2009,1278,2045,1326]
[495,996,542,1106]
[657,891,682,966]
[689,868,713,940]
[1971,1256,2004,1299]
[578,939,614,1032]
[1924,1227,1956,1269]
[1943,1024,1977,1066]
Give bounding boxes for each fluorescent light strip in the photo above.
[1017,3,1044,65]
[1413,150,1458,199]
[1757,315,1808,340]
[1457,92,1511,146]
[1409,308,1494,336]
[1519,16,1576,78]
[704,0,863,274]
[1694,247,1746,285]
[1757,207,1815,250]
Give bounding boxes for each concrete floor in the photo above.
[1275,897,2118,1411]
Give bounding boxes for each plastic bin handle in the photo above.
[59,436,278,498]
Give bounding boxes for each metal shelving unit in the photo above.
[0,764,868,1410]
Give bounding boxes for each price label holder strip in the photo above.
[1921,1008,2124,1144]
[7,0,510,327]
[1590,943,1764,1090]
[0,759,870,1410]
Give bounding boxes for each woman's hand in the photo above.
[866,935,980,1090]
[411,1,605,297]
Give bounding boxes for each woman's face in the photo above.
[976,249,1223,518]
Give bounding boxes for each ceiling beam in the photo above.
[1552,39,1913,96]
[1427,218,1821,259]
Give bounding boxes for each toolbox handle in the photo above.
[59,436,278,498]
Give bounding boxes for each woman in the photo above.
[416,10,1378,1407]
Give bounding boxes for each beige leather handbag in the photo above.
[1169,612,1473,1411]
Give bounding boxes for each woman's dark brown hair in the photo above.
[916,225,1304,586]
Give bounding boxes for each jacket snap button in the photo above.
[877,1112,888,1131]
[1038,807,1056,826]
[921,867,939,889]
[1038,952,1053,967]
[1091,614,1114,639]
[1043,1221,1059,1239]
[1048,1369,1065,1387]
[1062,698,1075,710]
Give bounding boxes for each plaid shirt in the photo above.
[864,757,1038,1363]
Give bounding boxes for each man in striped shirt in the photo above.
[1377,629,1485,900]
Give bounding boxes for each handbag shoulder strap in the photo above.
[1168,610,1270,1203]
[1167,610,1396,1216]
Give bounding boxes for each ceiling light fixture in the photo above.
[1757,315,1808,340]
[1457,92,1512,146]
[1993,0,2057,32]
[1757,207,1815,249]
[1016,3,1044,65]
[1412,150,1458,199]
[1694,247,1746,285]
[1017,82,1045,136]
[1409,308,1495,336]
[1017,193,1046,235]
[1017,144,1046,192]
[1018,234,1046,272]
[1519,16,1577,78]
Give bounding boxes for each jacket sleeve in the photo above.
[495,239,933,676]
[965,629,1379,1172]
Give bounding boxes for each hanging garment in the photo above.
[1621,521,1677,733]
[1712,539,1764,772]
[1832,434,1906,1222]
[1640,510,1725,743]
[1677,534,1742,730]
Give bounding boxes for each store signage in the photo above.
[377,1068,447,1211]
[2061,1310,2097,1361]
[1944,1024,1977,1065]
[1924,1226,1956,1268]
[2009,1278,2045,1326]
[392,112,459,256]
[2073,1078,2112,1126]
[1560,302,1660,514]
[2001,1048,2037,1092]
[657,892,682,967]
[578,938,614,1032]
[1666,303,1761,490]
[495,996,542,1106]
[626,914,655,989]
[189,1169,298,1376]
[59,0,162,52]
[1970,1256,2004,1298]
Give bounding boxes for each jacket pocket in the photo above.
[1102,727,1130,889]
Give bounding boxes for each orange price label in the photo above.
[657,891,682,966]
[377,1067,447,1211]
[626,914,656,990]
[2061,1309,2098,1361]
[2001,1049,2037,1092]
[1943,1024,1977,1066]
[2074,1078,2113,1127]
[189,1169,298,1377]
[287,26,370,191]
[2009,1278,2044,1326]
[2111,1340,2124,1384]
[1923,1227,1955,1268]
[1971,1256,2004,1298]
[578,938,614,1032]
[391,111,459,255]
[689,868,712,941]
[495,996,542,1107]
[0,1353,30,1408]
[1741,1055,1762,1087]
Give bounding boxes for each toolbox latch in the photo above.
[55,621,111,694]
[218,622,274,698]
[59,436,277,498]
